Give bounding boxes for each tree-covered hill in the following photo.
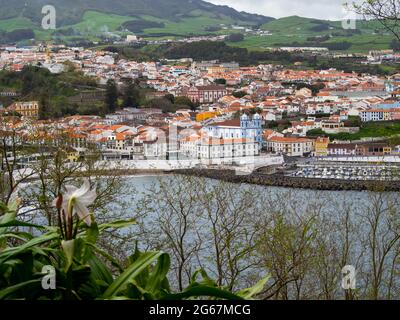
[0,0,273,27]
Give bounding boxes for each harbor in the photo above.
[289,161,400,181]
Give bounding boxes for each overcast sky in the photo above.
[208,0,354,20]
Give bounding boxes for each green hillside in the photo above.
[43,10,251,41]
[69,11,133,34]
[0,0,273,44]
[0,3,398,54]
[228,16,398,53]
[0,0,272,28]
[0,17,35,32]
[140,11,237,36]
[261,16,340,34]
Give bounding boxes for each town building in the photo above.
[204,114,263,148]
[186,85,227,104]
[266,136,314,157]
[356,143,392,156]
[360,109,391,122]
[6,101,39,118]
[315,137,330,157]
[198,137,260,159]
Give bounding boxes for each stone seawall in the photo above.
[175,169,400,192]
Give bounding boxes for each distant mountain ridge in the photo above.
[0,2,394,53]
[0,0,273,27]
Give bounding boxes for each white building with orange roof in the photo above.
[266,136,315,157]
[109,125,137,134]
[88,128,113,142]
[314,92,340,102]
[198,137,260,159]
[263,129,284,141]
[285,120,317,137]
[180,134,202,158]
[261,110,282,122]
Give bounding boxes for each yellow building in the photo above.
[7,101,39,118]
[67,150,84,163]
[196,111,219,122]
[315,137,330,157]
[207,66,226,74]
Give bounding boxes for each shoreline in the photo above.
[22,168,400,192]
[173,169,400,192]
[21,169,171,184]
[95,169,170,177]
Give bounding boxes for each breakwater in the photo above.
[175,169,400,192]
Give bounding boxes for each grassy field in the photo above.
[140,11,236,36]
[326,35,393,53]
[231,16,395,53]
[260,16,384,36]
[30,11,136,42]
[1,12,397,54]
[261,16,338,35]
[313,122,400,141]
[61,11,133,35]
[30,10,239,41]
[0,17,36,32]
[228,33,394,53]
[228,34,308,49]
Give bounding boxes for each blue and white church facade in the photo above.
[203,114,263,149]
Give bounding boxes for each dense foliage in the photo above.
[145,41,396,74]
[0,29,35,44]
[307,121,400,141]
[121,20,165,33]
[227,33,245,42]
[0,65,104,118]
[0,203,266,300]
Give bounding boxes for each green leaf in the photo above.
[7,199,21,213]
[0,220,44,230]
[87,243,123,273]
[0,279,41,299]
[145,253,170,294]
[0,211,17,234]
[61,240,75,271]
[0,233,32,243]
[88,255,114,286]
[3,258,23,267]
[237,275,270,300]
[71,238,93,266]
[98,219,136,231]
[0,232,59,264]
[102,251,164,299]
[191,269,217,287]
[85,223,99,244]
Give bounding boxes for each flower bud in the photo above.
[55,194,63,209]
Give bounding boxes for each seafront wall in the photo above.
[175,169,400,192]
[94,155,284,172]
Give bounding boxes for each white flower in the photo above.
[7,189,22,212]
[54,180,96,226]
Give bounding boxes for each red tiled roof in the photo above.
[208,119,240,127]
[268,136,313,143]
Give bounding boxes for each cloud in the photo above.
[208,0,351,20]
